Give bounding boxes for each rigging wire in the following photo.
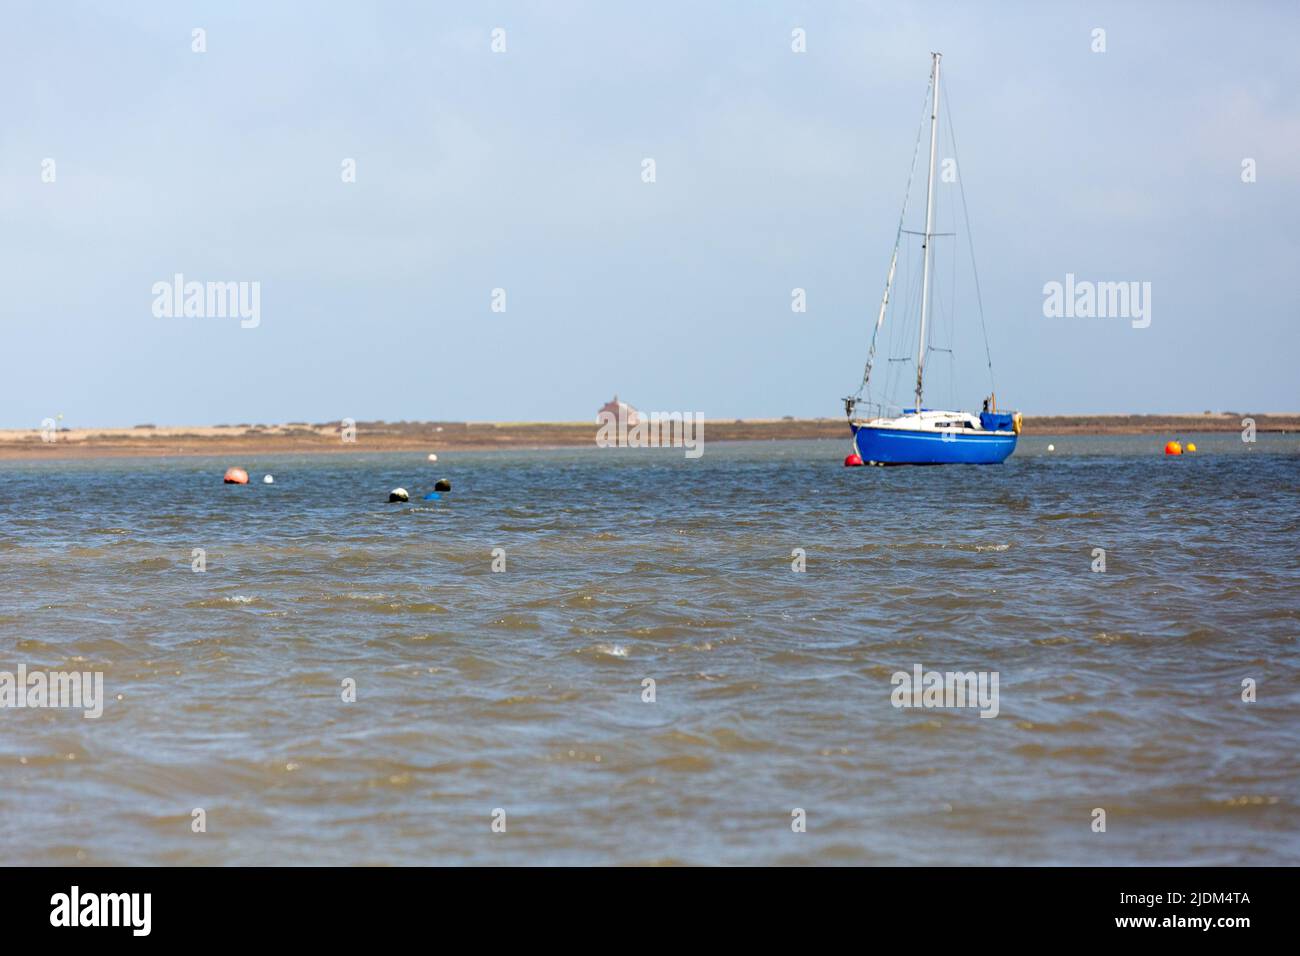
[846,77,935,417]
[943,81,997,396]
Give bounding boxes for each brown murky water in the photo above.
[1,435,1297,864]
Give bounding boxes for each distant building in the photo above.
[599,394,639,427]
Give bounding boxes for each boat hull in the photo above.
[851,422,1016,465]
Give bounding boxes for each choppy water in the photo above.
[1,434,1297,865]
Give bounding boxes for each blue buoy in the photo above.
[422,492,441,500]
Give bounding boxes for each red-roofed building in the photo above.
[599,394,639,427]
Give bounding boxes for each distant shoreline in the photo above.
[0,414,1293,461]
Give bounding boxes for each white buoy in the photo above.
[263,474,274,484]
[427,453,438,462]
[1047,444,1055,452]
[388,487,409,502]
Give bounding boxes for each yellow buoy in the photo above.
[1186,442,1197,452]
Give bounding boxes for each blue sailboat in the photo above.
[844,53,1020,466]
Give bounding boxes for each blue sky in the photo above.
[1,1,1297,426]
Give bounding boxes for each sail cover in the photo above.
[979,412,1016,432]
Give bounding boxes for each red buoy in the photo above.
[223,467,249,484]
[1164,441,1182,456]
[844,453,864,467]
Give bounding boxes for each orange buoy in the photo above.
[223,467,249,484]
[844,453,864,467]
[1164,441,1182,456]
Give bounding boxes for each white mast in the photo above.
[914,52,941,414]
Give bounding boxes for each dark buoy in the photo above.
[434,478,451,492]
[388,487,409,502]
[844,453,864,467]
